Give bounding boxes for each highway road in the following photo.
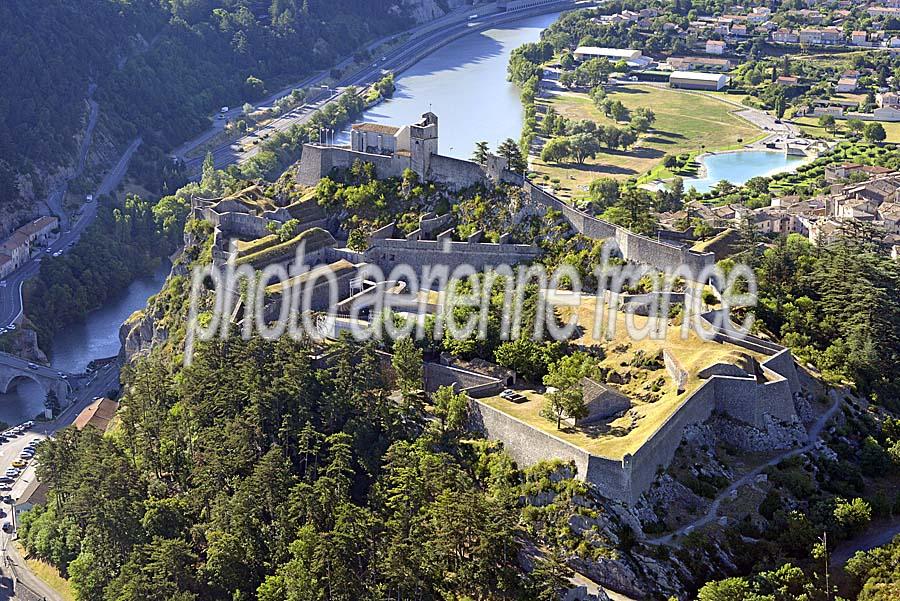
[173,1,503,168]
[0,137,142,332]
[182,1,578,174]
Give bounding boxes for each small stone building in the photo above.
[573,378,631,426]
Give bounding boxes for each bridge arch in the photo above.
[0,370,70,405]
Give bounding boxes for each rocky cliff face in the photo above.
[395,0,484,24]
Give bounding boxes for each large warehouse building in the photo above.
[669,71,729,91]
[573,46,653,68]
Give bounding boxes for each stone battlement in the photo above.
[363,223,542,275]
[470,311,802,504]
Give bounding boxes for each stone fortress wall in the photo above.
[470,312,803,504]
[524,182,715,275]
[264,113,798,504]
[362,222,542,275]
[297,112,715,277]
[297,144,410,186]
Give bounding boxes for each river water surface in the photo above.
[0,262,170,424]
[340,12,560,158]
[0,12,561,425]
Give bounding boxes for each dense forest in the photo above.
[0,0,408,206]
[21,334,591,601]
[23,191,189,345]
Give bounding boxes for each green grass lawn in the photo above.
[16,544,76,601]
[532,85,762,203]
[793,116,900,143]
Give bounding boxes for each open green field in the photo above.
[793,116,900,143]
[482,298,765,459]
[532,85,762,202]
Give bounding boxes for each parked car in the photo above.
[12,460,26,469]
[0,496,13,505]
[2,522,12,532]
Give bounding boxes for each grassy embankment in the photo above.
[15,544,76,601]
[793,116,900,143]
[531,84,762,203]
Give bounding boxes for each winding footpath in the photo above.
[649,389,844,546]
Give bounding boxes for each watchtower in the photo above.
[409,112,438,177]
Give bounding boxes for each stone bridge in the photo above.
[0,353,72,404]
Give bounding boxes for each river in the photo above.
[339,11,560,158]
[0,11,561,425]
[0,262,169,425]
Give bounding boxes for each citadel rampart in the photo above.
[469,313,803,504]
[363,223,542,274]
[524,182,715,274]
[297,144,408,186]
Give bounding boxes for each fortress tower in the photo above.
[408,112,439,177]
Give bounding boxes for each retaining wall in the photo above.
[471,400,593,477]
[623,380,719,502]
[296,144,409,186]
[424,362,503,396]
[470,312,803,503]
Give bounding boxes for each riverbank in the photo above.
[191,1,576,174]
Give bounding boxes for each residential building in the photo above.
[836,76,858,93]
[772,28,800,44]
[18,216,57,246]
[868,5,900,17]
[799,27,842,45]
[74,397,120,432]
[877,201,900,232]
[851,30,868,46]
[705,39,727,54]
[0,232,30,274]
[877,92,900,108]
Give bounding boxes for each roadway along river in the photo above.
[337,11,560,158]
[0,10,561,425]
